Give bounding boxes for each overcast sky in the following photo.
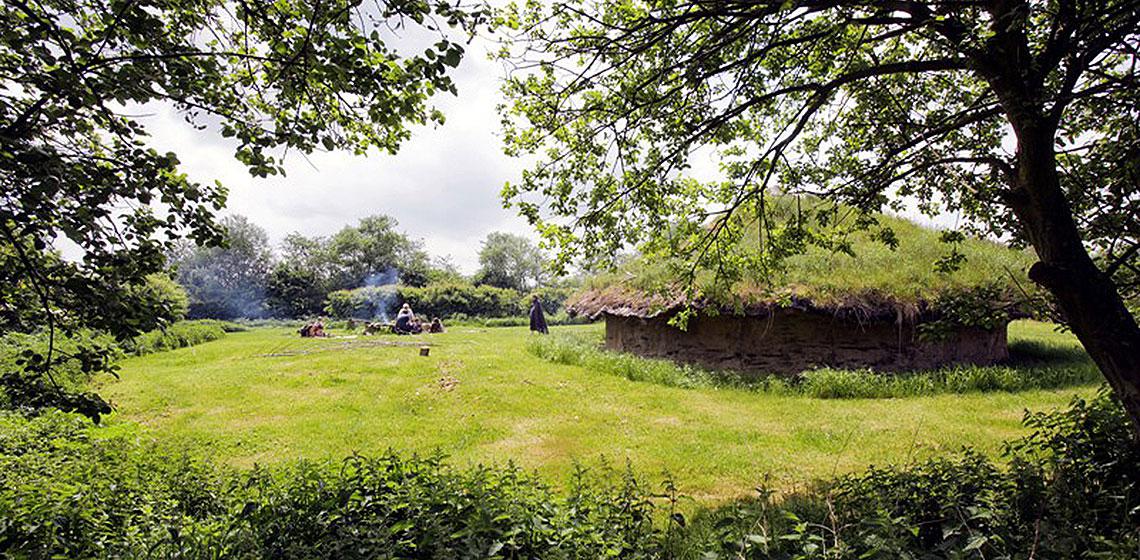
[136,28,959,275]
[138,35,545,274]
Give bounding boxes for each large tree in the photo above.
[324,214,433,289]
[265,262,327,318]
[170,215,273,320]
[474,231,548,291]
[498,2,1140,428]
[1,0,484,409]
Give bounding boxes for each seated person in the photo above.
[429,317,445,333]
[394,303,416,334]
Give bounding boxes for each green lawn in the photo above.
[99,321,1097,500]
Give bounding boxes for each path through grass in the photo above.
[100,321,1096,500]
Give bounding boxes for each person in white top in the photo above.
[395,303,415,334]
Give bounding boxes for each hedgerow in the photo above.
[0,412,659,558]
[324,282,577,322]
[0,391,1136,558]
[119,319,238,356]
[1,321,234,420]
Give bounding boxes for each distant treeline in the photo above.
[325,284,574,321]
[165,214,580,320]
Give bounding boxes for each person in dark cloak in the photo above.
[529,296,549,334]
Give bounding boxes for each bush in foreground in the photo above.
[675,388,1139,559]
[1,321,235,421]
[1,390,1138,558]
[0,412,658,558]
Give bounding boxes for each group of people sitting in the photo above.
[394,304,444,335]
[298,319,328,338]
[302,299,547,338]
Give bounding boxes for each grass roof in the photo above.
[570,202,1036,322]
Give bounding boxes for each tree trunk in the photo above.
[1008,119,1140,434]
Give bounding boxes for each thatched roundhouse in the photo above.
[568,211,1033,375]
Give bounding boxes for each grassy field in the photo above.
[100,321,1097,500]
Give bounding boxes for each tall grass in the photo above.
[121,320,239,356]
[528,333,767,391]
[528,324,1100,398]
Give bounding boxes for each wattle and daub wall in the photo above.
[604,310,1009,375]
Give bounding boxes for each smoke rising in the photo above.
[361,267,400,321]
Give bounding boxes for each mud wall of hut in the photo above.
[604,310,1009,374]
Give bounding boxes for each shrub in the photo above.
[324,283,524,321]
[0,412,664,558]
[0,411,231,557]
[324,285,400,319]
[266,263,326,318]
[323,283,588,323]
[129,273,191,324]
[397,282,523,319]
[120,320,230,356]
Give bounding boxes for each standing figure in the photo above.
[529,296,549,334]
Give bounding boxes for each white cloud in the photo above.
[138,38,533,274]
[135,29,961,280]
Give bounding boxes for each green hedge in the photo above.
[399,283,523,319]
[0,413,657,558]
[324,286,400,320]
[120,320,237,356]
[0,392,1137,558]
[323,283,577,321]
